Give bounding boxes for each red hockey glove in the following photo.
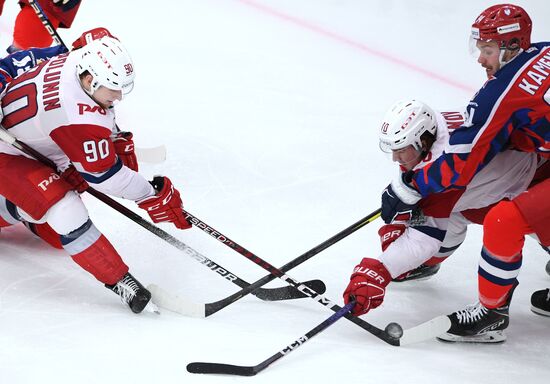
[60,165,88,193]
[343,258,392,316]
[137,176,191,230]
[71,27,118,50]
[378,224,406,252]
[112,131,138,172]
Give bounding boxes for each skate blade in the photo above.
[393,274,437,283]
[144,300,161,315]
[531,306,550,317]
[392,267,440,283]
[437,330,506,343]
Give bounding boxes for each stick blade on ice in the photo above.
[399,315,451,346]
[135,145,167,163]
[187,362,257,376]
[147,284,206,318]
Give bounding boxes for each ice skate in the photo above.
[531,288,550,317]
[106,273,159,314]
[437,301,509,343]
[392,264,440,282]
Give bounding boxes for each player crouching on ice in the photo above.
[342,99,541,331]
[0,33,191,314]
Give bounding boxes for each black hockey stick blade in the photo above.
[187,362,258,376]
[255,278,326,301]
[187,301,355,376]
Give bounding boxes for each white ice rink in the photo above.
[0,1,549,383]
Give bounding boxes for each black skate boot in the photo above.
[106,273,159,314]
[437,301,509,343]
[392,263,440,282]
[531,288,550,317]
[539,243,550,276]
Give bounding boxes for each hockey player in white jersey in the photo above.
[0,36,191,314]
[342,99,541,317]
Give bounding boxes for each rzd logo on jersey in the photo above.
[38,172,61,191]
[78,103,106,115]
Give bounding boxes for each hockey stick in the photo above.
[28,0,64,46]
[177,210,451,345]
[28,0,166,165]
[150,209,380,315]
[0,127,324,304]
[151,209,403,345]
[187,300,356,376]
[398,315,451,346]
[135,145,166,164]
[183,210,404,345]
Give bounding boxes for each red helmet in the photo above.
[471,4,532,50]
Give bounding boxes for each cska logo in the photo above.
[78,103,107,115]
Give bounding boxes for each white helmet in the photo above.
[76,36,135,96]
[378,99,437,153]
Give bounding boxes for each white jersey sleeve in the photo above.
[379,227,441,278]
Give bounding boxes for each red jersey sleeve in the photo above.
[50,124,117,173]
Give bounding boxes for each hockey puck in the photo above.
[384,322,403,339]
[546,260,550,276]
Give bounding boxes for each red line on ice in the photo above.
[236,0,475,94]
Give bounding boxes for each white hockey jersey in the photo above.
[0,51,154,201]
[379,110,539,278]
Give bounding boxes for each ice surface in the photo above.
[0,1,548,383]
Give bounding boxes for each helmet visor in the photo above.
[121,81,134,95]
[379,139,394,154]
[379,137,412,154]
[469,35,503,62]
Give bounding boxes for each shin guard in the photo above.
[62,220,128,285]
[478,201,529,308]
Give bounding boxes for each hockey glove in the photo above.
[137,176,191,230]
[381,174,421,224]
[343,258,392,316]
[60,165,88,193]
[378,224,406,251]
[112,131,138,172]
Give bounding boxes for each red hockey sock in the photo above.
[27,222,63,249]
[0,216,14,228]
[478,201,530,308]
[71,235,129,285]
